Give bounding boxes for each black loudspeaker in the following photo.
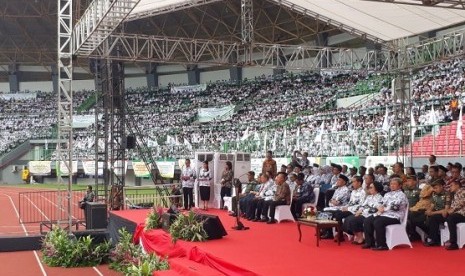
[86,202,108,230]
[161,212,178,232]
[196,213,227,240]
[126,135,135,149]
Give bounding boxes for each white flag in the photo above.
[457,106,463,140]
[348,115,354,133]
[272,132,277,151]
[184,138,192,149]
[410,111,417,143]
[331,118,338,133]
[429,106,440,137]
[241,126,250,141]
[314,121,325,143]
[382,108,390,132]
[263,131,268,151]
[166,135,173,145]
[282,128,287,147]
[254,131,260,147]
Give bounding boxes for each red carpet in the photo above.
[112,209,465,276]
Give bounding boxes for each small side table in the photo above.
[297,218,341,247]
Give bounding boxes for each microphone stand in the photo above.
[232,178,249,230]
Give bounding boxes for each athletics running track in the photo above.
[0,186,121,276]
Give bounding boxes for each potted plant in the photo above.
[145,206,164,231]
[303,206,316,219]
[109,228,169,275]
[169,211,208,243]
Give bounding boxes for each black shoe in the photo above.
[259,218,268,222]
[446,243,459,250]
[424,241,440,247]
[372,246,389,251]
[334,236,345,242]
[252,218,260,222]
[320,233,334,239]
[267,219,276,224]
[229,212,237,217]
[361,243,373,249]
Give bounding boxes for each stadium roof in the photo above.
[279,0,465,41]
[128,0,222,20]
[2,0,465,69]
[129,0,465,42]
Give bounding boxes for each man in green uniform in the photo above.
[424,179,450,246]
[405,175,422,241]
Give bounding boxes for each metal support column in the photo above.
[92,58,109,203]
[241,0,254,65]
[57,0,74,231]
[107,43,126,210]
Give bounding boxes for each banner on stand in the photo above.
[28,161,51,175]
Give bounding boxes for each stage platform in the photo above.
[109,208,465,276]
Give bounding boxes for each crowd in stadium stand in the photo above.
[234,152,465,250]
[0,90,92,155]
[1,58,465,159]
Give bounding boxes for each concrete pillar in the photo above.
[187,65,200,85]
[51,64,58,94]
[273,53,287,77]
[229,52,242,84]
[8,64,19,92]
[146,63,159,89]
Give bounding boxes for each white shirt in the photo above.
[346,187,366,213]
[197,169,211,187]
[181,166,196,188]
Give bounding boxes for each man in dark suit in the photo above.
[261,172,290,224]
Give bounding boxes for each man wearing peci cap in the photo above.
[321,174,351,239]
[445,164,465,192]
[329,175,366,241]
[423,179,450,246]
[290,173,315,219]
[324,163,343,207]
[260,172,290,224]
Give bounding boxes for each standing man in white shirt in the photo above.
[181,159,196,210]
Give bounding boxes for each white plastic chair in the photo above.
[415,226,427,242]
[440,222,465,248]
[274,189,295,223]
[385,204,412,250]
[458,223,465,248]
[440,223,449,245]
[302,187,320,211]
[223,187,236,211]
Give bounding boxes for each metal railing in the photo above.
[124,185,182,209]
[18,190,87,224]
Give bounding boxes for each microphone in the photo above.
[233,172,249,187]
